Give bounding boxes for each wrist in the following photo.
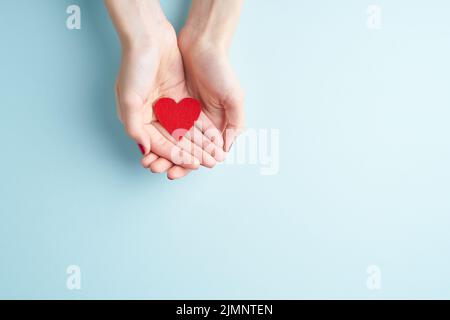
[121,19,173,51]
[178,25,228,57]
[105,0,171,50]
[180,0,243,52]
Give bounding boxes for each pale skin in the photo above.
[105,0,244,179]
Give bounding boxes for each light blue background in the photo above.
[1,0,450,299]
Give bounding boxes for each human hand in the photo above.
[106,0,225,179]
[179,0,245,152]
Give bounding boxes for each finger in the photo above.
[195,113,224,149]
[224,126,244,153]
[145,125,200,170]
[153,123,217,169]
[124,112,151,155]
[150,158,174,173]
[223,93,245,152]
[141,152,159,168]
[119,94,151,155]
[185,126,226,163]
[167,166,192,180]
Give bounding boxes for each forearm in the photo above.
[183,0,243,50]
[105,0,169,49]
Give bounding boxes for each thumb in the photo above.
[120,96,151,155]
[223,93,245,152]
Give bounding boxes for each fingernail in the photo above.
[138,144,145,155]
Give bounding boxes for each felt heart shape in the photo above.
[153,97,201,140]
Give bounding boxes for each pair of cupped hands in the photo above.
[109,1,244,180]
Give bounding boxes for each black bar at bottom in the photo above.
[0,300,447,318]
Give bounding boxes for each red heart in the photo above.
[153,97,201,140]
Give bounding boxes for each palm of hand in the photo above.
[116,26,224,178]
[181,44,245,151]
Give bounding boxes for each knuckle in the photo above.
[124,125,141,139]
